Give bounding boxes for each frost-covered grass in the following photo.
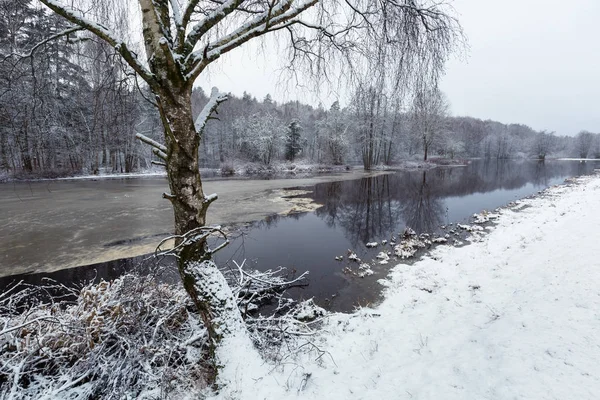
[210,173,600,399]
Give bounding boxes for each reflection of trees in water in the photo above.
[316,181,344,227]
[531,160,548,187]
[214,211,307,267]
[440,159,597,195]
[314,172,445,245]
[315,175,401,246]
[311,160,599,244]
[576,160,589,176]
[246,210,305,231]
[400,171,445,233]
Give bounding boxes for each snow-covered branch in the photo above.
[169,0,183,26]
[194,87,228,135]
[136,132,169,164]
[155,225,229,259]
[185,0,317,80]
[152,148,168,161]
[135,132,167,152]
[184,0,246,53]
[180,0,202,33]
[0,276,211,398]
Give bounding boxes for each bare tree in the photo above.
[575,130,594,159]
[317,101,349,165]
[353,85,386,169]
[410,85,449,161]
[36,0,463,364]
[531,130,555,160]
[592,134,600,159]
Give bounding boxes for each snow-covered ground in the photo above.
[212,173,600,399]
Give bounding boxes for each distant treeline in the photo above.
[1,1,598,178]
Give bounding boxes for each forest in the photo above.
[2,1,599,180]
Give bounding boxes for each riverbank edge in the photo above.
[325,170,590,310]
[0,158,468,183]
[0,163,351,182]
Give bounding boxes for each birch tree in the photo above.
[410,85,449,161]
[36,0,463,363]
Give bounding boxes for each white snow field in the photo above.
[211,173,600,399]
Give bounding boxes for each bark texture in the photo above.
[138,0,236,362]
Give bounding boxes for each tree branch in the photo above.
[16,26,84,59]
[185,0,317,81]
[135,132,167,152]
[194,87,228,136]
[38,0,158,90]
[184,0,247,55]
[153,148,168,161]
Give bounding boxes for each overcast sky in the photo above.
[197,0,600,136]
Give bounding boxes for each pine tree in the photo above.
[285,119,302,161]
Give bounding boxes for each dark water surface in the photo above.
[2,160,598,311]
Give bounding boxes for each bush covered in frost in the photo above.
[0,264,319,399]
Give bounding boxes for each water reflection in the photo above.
[314,175,401,245]
[309,159,597,246]
[401,171,445,234]
[312,171,449,246]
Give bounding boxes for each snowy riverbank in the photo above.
[0,162,345,182]
[212,172,600,399]
[0,159,465,182]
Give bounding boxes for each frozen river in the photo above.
[0,169,382,277]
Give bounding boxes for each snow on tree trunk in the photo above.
[182,260,247,367]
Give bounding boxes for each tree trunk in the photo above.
[159,89,206,235]
[157,86,245,366]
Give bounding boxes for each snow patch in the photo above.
[376,252,390,264]
[393,236,430,259]
[472,210,501,224]
[348,252,360,262]
[293,299,326,321]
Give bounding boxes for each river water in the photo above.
[1,160,598,311]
